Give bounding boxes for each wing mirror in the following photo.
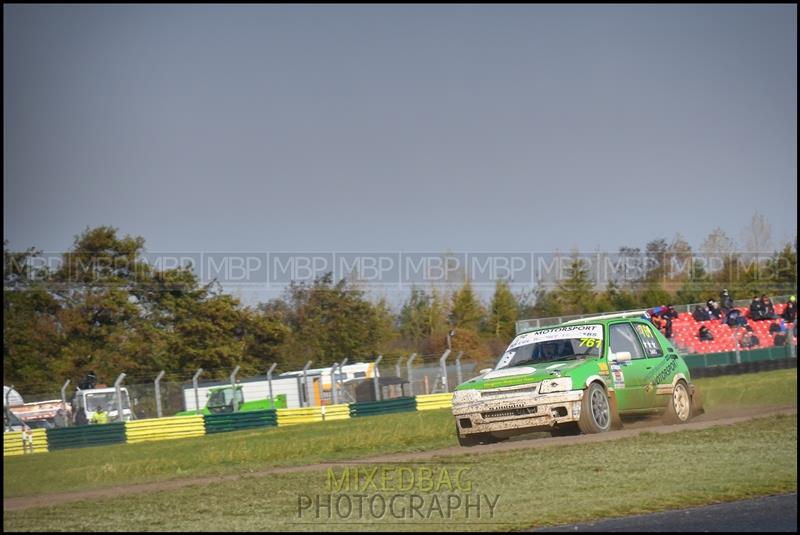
[609,351,632,363]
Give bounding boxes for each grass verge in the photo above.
[3,414,796,531]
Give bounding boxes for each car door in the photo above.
[631,321,668,409]
[606,321,650,410]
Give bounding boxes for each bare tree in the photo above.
[740,212,774,255]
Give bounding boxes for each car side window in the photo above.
[633,323,664,358]
[608,323,646,360]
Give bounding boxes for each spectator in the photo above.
[769,320,783,335]
[78,371,97,390]
[693,305,711,322]
[651,314,664,331]
[749,295,766,321]
[90,406,108,425]
[760,294,777,320]
[663,304,679,319]
[54,408,69,428]
[781,295,797,323]
[706,299,722,319]
[720,289,734,313]
[698,325,714,341]
[74,407,88,426]
[772,321,788,346]
[774,332,787,346]
[739,325,760,348]
[21,424,34,454]
[724,308,748,328]
[663,315,673,339]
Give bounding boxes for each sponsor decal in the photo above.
[508,324,603,350]
[652,359,677,387]
[610,364,625,388]
[635,324,662,357]
[598,362,609,376]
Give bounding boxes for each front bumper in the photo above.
[452,388,584,436]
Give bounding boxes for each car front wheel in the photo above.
[578,382,612,434]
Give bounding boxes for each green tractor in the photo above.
[177,385,287,416]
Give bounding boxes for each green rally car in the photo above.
[452,312,703,446]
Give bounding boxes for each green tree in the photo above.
[277,273,392,369]
[485,280,518,341]
[449,280,485,331]
[555,255,595,315]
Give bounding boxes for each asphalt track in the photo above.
[532,493,798,532]
[4,405,797,512]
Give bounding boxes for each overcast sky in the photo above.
[4,4,797,299]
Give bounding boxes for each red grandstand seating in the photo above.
[660,304,795,354]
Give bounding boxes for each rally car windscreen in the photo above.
[495,324,604,370]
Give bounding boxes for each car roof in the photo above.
[517,315,650,336]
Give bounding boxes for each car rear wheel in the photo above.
[664,380,691,424]
[578,382,612,434]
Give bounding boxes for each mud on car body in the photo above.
[452,312,703,447]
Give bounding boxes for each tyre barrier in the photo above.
[125,415,206,444]
[3,429,48,456]
[276,404,351,426]
[45,422,127,451]
[321,403,351,422]
[276,407,323,426]
[203,409,278,434]
[349,396,417,418]
[415,393,454,411]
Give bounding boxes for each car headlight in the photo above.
[452,389,480,405]
[538,377,573,394]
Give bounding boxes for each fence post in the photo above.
[455,351,463,386]
[733,328,741,364]
[394,356,405,398]
[335,358,348,403]
[302,361,313,407]
[395,355,405,379]
[230,365,241,412]
[439,349,451,393]
[406,353,417,396]
[330,362,339,405]
[114,373,127,423]
[5,385,14,432]
[267,363,277,407]
[154,371,165,418]
[60,379,71,415]
[373,355,383,401]
[338,358,348,393]
[192,368,203,414]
